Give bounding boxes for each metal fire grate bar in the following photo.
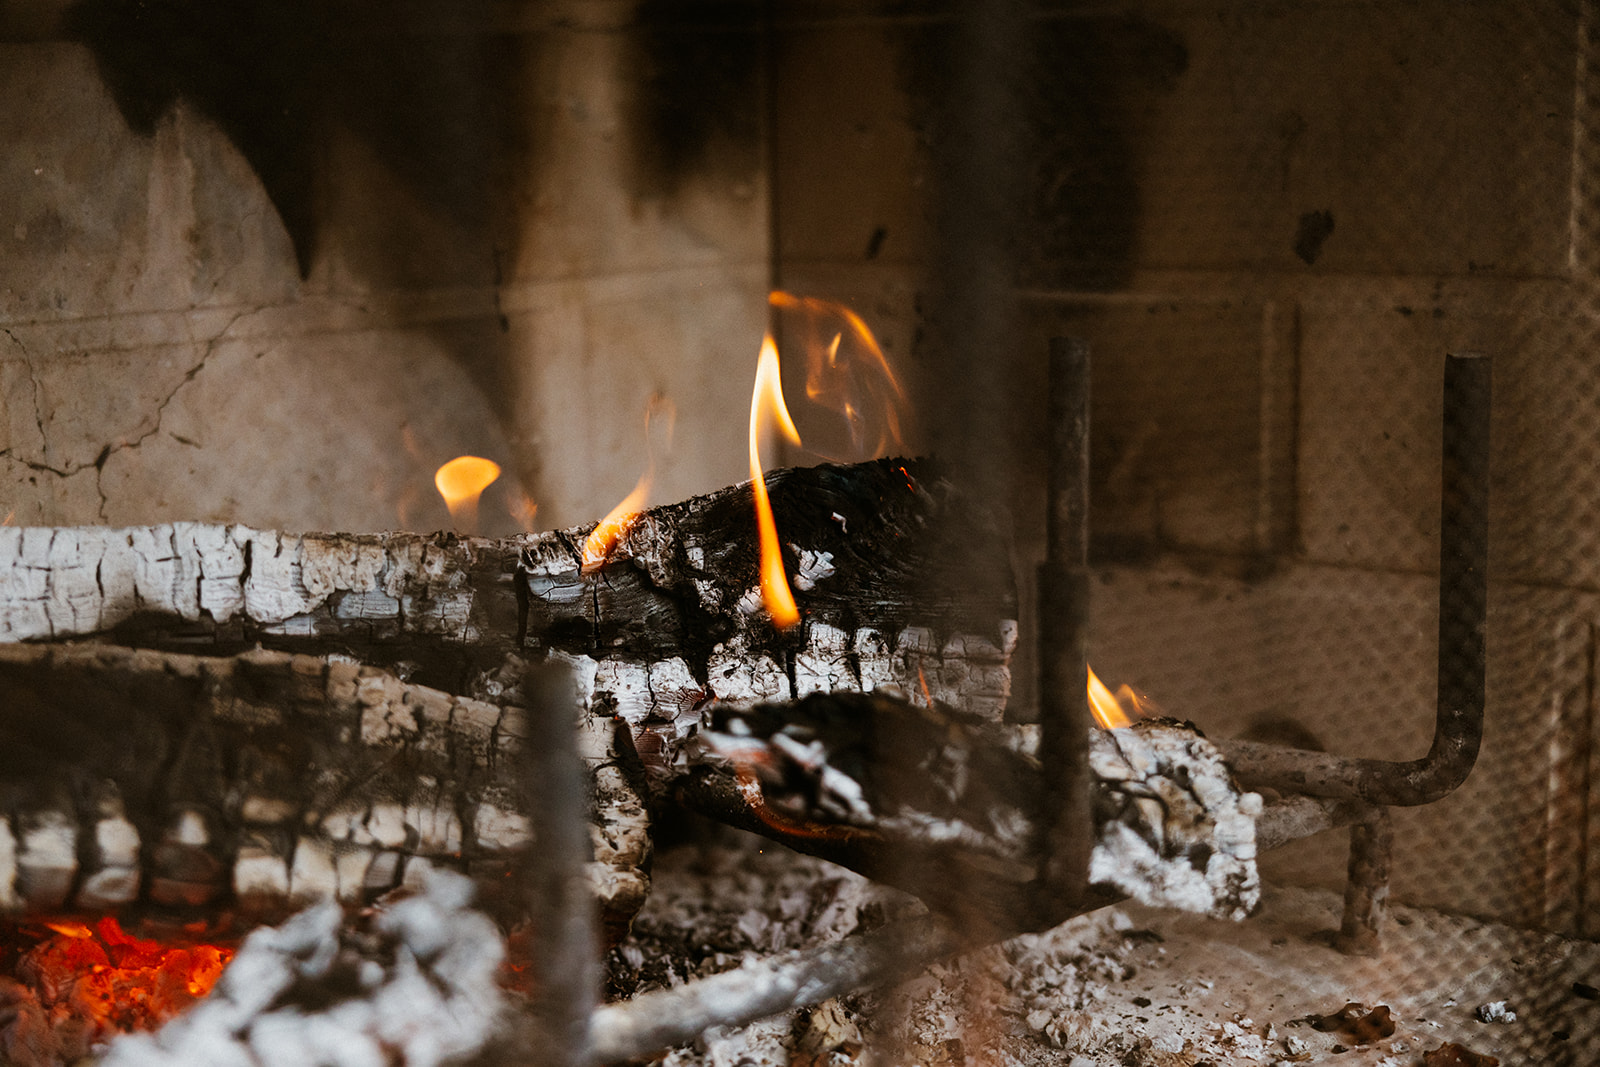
[1216,352,1492,806]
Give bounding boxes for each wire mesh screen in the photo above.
[777,0,1596,1061]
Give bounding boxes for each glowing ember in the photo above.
[3,916,234,1048]
[768,290,908,461]
[749,332,802,630]
[434,455,501,532]
[1087,666,1157,730]
[582,394,676,572]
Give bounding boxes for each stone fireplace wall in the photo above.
[4,0,1598,935]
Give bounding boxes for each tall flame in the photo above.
[749,333,802,629]
[434,456,501,533]
[1087,666,1157,730]
[768,291,907,459]
[582,394,676,572]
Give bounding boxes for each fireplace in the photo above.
[1,1,1597,1064]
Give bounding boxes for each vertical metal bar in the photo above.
[520,660,598,1066]
[1335,806,1392,956]
[1428,351,1491,794]
[1036,338,1093,919]
[1217,352,1491,805]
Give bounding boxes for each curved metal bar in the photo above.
[1218,352,1491,806]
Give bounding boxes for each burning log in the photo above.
[0,458,1017,922]
[0,457,1015,918]
[677,691,1262,930]
[0,459,1015,718]
[0,642,650,941]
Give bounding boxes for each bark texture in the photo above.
[0,460,1019,938]
[682,699,1261,927]
[0,642,649,939]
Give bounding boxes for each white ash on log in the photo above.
[0,460,1016,722]
[681,694,1262,925]
[0,643,651,939]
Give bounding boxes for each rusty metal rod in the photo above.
[1335,806,1393,956]
[1036,337,1094,920]
[1218,351,1491,805]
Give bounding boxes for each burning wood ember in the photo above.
[0,917,233,1066]
[96,868,504,1067]
[685,694,1261,923]
[0,642,650,940]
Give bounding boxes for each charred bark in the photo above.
[676,694,1262,932]
[0,459,1020,941]
[0,459,1015,712]
[0,642,649,939]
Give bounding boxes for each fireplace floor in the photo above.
[611,828,1600,1066]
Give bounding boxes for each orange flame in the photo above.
[582,394,676,572]
[509,491,539,532]
[768,291,908,460]
[1087,666,1157,729]
[750,333,802,629]
[434,456,501,533]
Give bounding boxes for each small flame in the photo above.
[43,921,93,938]
[434,456,501,533]
[749,333,802,629]
[582,394,676,572]
[768,291,908,460]
[509,491,539,532]
[1,509,14,526]
[1087,666,1156,730]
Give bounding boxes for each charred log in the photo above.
[0,460,1015,714]
[676,694,1261,932]
[0,643,649,940]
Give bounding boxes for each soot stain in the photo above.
[1293,209,1336,265]
[623,1,764,203]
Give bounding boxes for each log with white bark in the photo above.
[0,642,651,942]
[677,695,1262,931]
[0,460,1018,936]
[0,460,1017,726]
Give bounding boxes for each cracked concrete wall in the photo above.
[0,41,515,534]
[0,7,771,536]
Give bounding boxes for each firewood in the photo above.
[0,642,650,940]
[0,460,1016,724]
[0,459,1018,938]
[679,695,1262,927]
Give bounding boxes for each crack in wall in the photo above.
[2,312,249,521]
[2,326,51,465]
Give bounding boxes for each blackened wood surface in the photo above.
[0,459,1015,704]
[0,643,648,935]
